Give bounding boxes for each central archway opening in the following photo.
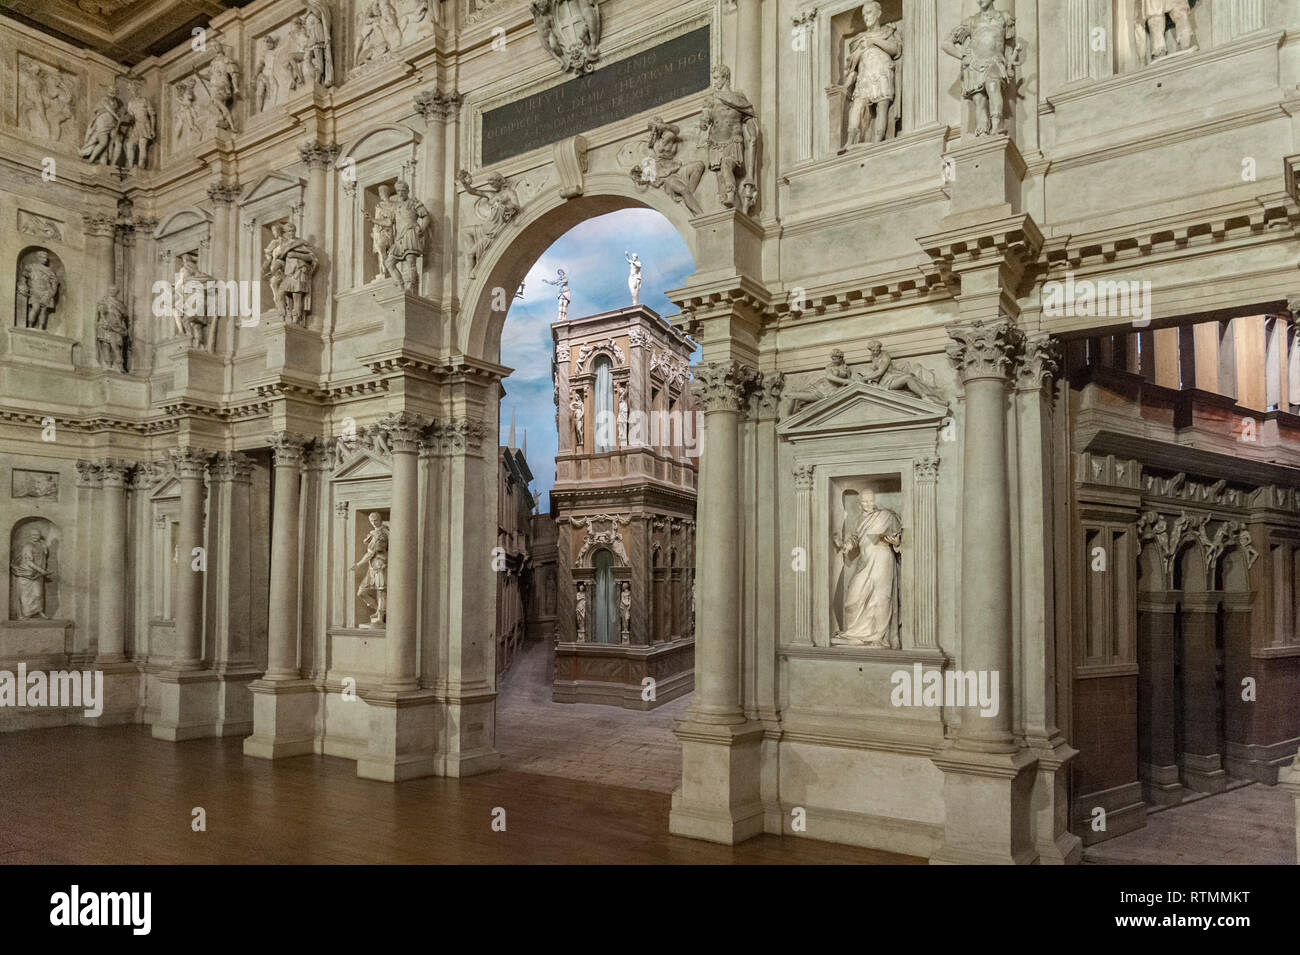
[486,206,700,795]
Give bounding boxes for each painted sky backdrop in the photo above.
[499,209,695,509]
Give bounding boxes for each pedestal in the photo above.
[942,134,1027,228]
[1277,752,1300,864]
[159,339,224,399]
[355,688,438,782]
[152,668,220,741]
[930,747,1040,865]
[669,720,765,844]
[83,662,140,727]
[1028,735,1083,864]
[242,679,317,758]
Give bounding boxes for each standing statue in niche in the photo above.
[123,80,156,169]
[570,389,585,451]
[574,582,588,641]
[304,1,335,86]
[11,527,53,619]
[698,65,761,215]
[95,286,131,371]
[384,180,431,292]
[859,340,945,402]
[173,251,215,349]
[541,268,571,322]
[365,184,396,281]
[833,489,902,648]
[783,348,853,414]
[1134,0,1197,63]
[19,251,61,330]
[618,581,631,641]
[267,222,317,325]
[616,384,629,446]
[842,1,902,145]
[629,117,706,215]
[625,251,642,305]
[942,0,1024,138]
[352,512,389,625]
[532,0,602,75]
[203,41,241,132]
[79,91,125,166]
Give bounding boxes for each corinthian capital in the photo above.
[98,458,136,487]
[690,361,758,413]
[946,319,1023,383]
[749,371,786,419]
[169,446,211,478]
[298,142,341,169]
[376,411,431,453]
[413,89,463,121]
[269,433,308,467]
[1016,333,1062,393]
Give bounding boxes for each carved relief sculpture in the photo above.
[458,169,522,269]
[352,512,389,625]
[355,0,403,65]
[254,41,276,112]
[304,1,336,86]
[628,117,706,215]
[1134,0,1197,63]
[570,388,585,450]
[842,2,902,145]
[18,250,61,330]
[11,527,52,619]
[783,348,852,414]
[265,221,317,324]
[532,0,602,75]
[542,268,571,321]
[174,78,204,143]
[832,489,902,648]
[384,180,431,291]
[860,340,945,402]
[699,66,761,215]
[79,91,125,166]
[941,0,1024,137]
[95,286,131,371]
[203,41,241,132]
[625,251,642,305]
[123,80,156,169]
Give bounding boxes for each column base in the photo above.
[1181,752,1229,793]
[930,744,1040,865]
[151,668,221,741]
[1027,734,1082,865]
[83,661,140,727]
[215,666,261,737]
[668,718,765,845]
[242,679,318,759]
[356,688,438,782]
[1141,762,1184,807]
[432,690,501,778]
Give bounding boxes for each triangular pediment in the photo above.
[777,382,948,442]
[151,476,181,499]
[240,172,305,206]
[332,450,391,481]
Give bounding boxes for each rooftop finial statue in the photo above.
[625,251,642,305]
[542,268,571,321]
[941,0,1024,137]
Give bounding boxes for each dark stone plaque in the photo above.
[481,26,710,166]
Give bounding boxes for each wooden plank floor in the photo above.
[0,725,923,864]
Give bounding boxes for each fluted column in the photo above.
[170,447,210,670]
[903,0,939,129]
[380,412,426,691]
[946,319,1022,752]
[689,361,757,722]
[734,0,762,116]
[266,434,306,681]
[792,462,814,646]
[97,459,134,663]
[912,457,940,649]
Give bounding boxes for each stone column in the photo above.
[96,460,132,664]
[206,182,239,352]
[153,447,221,741]
[266,434,306,681]
[86,215,117,364]
[382,413,424,692]
[210,451,259,736]
[298,142,339,250]
[791,462,814,646]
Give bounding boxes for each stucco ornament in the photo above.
[532,0,602,75]
[941,0,1024,137]
[698,65,761,215]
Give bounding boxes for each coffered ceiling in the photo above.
[1,0,244,65]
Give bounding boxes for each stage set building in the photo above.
[1,0,1299,864]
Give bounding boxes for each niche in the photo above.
[828,474,903,647]
[9,516,61,621]
[14,246,66,332]
[828,0,905,149]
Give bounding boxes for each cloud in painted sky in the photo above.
[498,209,695,509]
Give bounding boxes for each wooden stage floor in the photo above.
[0,725,923,865]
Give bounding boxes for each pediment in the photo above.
[151,476,181,499]
[777,382,948,442]
[241,172,305,207]
[154,208,212,240]
[332,450,391,481]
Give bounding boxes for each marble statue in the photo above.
[832,489,902,648]
[266,221,317,325]
[18,59,50,141]
[942,0,1024,137]
[542,268,571,321]
[532,0,602,75]
[285,18,310,90]
[384,180,431,292]
[859,340,945,402]
[203,41,241,132]
[618,581,631,639]
[575,582,587,641]
[842,2,902,145]
[629,117,705,215]
[123,81,156,169]
[457,169,522,269]
[46,72,76,144]
[11,527,52,619]
[174,79,204,143]
[79,92,125,166]
[304,1,335,86]
[365,184,396,280]
[352,512,389,625]
[263,224,287,312]
[19,251,60,330]
[356,0,402,65]
[698,65,761,215]
[616,384,628,446]
[95,287,131,371]
[570,389,585,450]
[784,348,852,414]
[625,251,642,305]
[173,251,214,350]
[255,48,275,112]
[1134,0,1197,62]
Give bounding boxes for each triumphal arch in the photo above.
[2,0,1300,864]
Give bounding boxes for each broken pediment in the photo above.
[777,382,948,443]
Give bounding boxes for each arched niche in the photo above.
[239,172,308,320]
[1177,543,1210,593]
[1219,545,1252,593]
[9,516,61,621]
[14,246,66,333]
[335,124,422,292]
